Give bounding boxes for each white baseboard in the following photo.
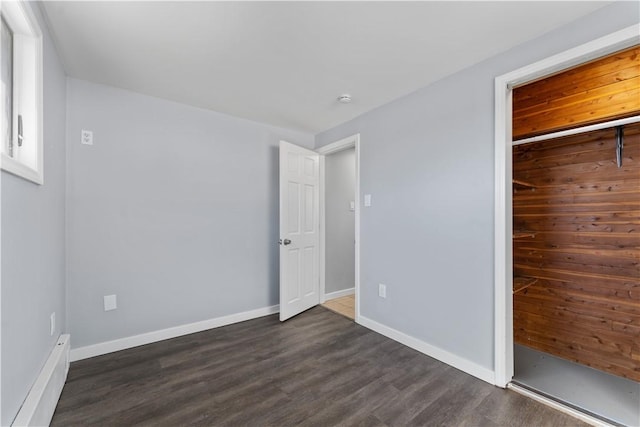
[324,287,355,301]
[71,305,495,388]
[13,335,70,427]
[357,315,495,385]
[70,305,279,362]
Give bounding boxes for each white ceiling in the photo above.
[42,1,610,134]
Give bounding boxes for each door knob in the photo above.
[282,239,292,245]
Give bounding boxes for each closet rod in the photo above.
[513,115,640,146]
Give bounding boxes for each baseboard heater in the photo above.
[12,334,70,427]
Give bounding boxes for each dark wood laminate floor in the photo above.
[52,307,587,426]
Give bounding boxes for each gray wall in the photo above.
[65,79,314,348]
[1,3,67,424]
[315,1,639,371]
[325,148,355,294]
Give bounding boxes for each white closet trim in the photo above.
[493,23,640,388]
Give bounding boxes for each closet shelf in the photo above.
[513,276,538,294]
[513,231,536,239]
[513,179,536,189]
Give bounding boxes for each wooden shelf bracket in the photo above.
[513,276,538,294]
[616,125,624,167]
[513,179,536,189]
[513,231,536,239]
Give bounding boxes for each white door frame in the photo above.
[493,25,639,387]
[318,134,361,321]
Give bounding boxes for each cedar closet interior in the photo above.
[509,45,639,423]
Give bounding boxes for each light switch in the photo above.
[379,283,387,298]
[104,294,117,311]
[50,312,56,336]
[349,201,355,211]
[364,194,372,207]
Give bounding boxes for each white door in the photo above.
[279,141,320,321]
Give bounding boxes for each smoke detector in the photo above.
[337,94,352,104]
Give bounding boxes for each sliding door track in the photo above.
[508,381,622,427]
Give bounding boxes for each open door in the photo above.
[279,141,320,321]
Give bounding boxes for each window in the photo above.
[1,16,12,157]
[1,0,43,184]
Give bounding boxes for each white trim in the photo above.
[494,67,513,388]
[354,137,361,322]
[505,26,639,90]
[514,115,640,146]
[508,384,616,427]
[0,134,2,427]
[494,25,640,388]
[358,315,495,385]
[70,305,279,362]
[316,134,359,155]
[1,154,42,184]
[12,335,70,427]
[317,134,361,321]
[324,287,355,301]
[319,154,326,304]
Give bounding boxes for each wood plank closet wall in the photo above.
[512,123,640,381]
[513,45,640,140]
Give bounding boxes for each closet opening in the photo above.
[511,120,639,426]
[506,43,639,425]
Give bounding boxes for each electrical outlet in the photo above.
[378,283,387,298]
[50,312,56,336]
[104,294,117,311]
[364,194,372,207]
[81,129,93,145]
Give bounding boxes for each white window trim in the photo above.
[1,0,43,185]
